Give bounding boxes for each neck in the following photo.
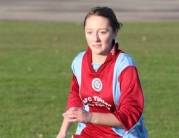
[92,54,107,64]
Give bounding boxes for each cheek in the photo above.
[85,34,89,40]
[103,36,113,44]
[86,35,94,43]
[85,34,90,40]
[85,36,92,46]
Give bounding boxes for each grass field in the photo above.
[0,21,179,138]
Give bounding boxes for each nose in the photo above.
[93,33,100,42]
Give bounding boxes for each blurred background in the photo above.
[0,0,179,22]
[0,0,179,138]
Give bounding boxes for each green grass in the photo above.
[0,21,178,138]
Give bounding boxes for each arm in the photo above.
[56,74,82,137]
[112,66,144,130]
[85,112,121,126]
[66,74,83,109]
[56,119,72,138]
[64,107,121,127]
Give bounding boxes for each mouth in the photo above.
[93,44,102,48]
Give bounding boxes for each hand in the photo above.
[62,107,92,123]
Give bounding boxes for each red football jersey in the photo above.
[66,43,147,138]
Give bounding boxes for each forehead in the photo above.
[85,15,110,28]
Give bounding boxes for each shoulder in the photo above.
[71,51,86,72]
[116,52,136,67]
[72,51,86,65]
[114,52,136,75]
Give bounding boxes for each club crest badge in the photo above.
[92,78,102,92]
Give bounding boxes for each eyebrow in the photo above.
[85,28,108,30]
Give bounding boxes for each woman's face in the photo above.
[85,15,117,56]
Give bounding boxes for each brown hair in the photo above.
[84,6,122,32]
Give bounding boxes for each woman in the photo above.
[56,6,148,138]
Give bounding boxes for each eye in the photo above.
[86,31,92,35]
[100,31,107,35]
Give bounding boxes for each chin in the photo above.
[92,49,102,54]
